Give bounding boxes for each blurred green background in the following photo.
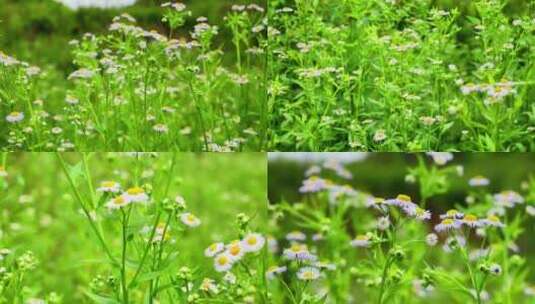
[0,0,265,73]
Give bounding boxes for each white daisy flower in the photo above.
[434,218,461,232]
[6,112,24,123]
[283,243,317,261]
[51,127,63,134]
[426,152,453,165]
[214,252,233,272]
[482,215,505,228]
[105,195,131,210]
[153,123,169,133]
[413,207,432,221]
[350,234,371,248]
[205,242,224,257]
[493,190,524,207]
[385,194,418,215]
[469,175,489,187]
[225,241,245,262]
[124,187,149,203]
[297,267,321,281]
[286,230,306,241]
[426,233,438,246]
[266,265,287,280]
[461,214,482,228]
[443,235,466,252]
[439,209,464,220]
[314,261,336,271]
[241,233,265,253]
[97,181,121,193]
[180,212,201,227]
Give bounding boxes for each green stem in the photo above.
[121,208,129,304]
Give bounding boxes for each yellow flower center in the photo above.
[396,194,411,202]
[246,236,258,245]
[187,214,196,222]
[464,214,478,222]
[446,209,458,216]
[290,244,304,252]
[442,219,454,225]
[302,271,314,279]
[229,245,241,256]
[217,255,229,265]
[9,112,20,117]
[101,181,116,188]
[127,187,144,195]
[113,196,126,205]
[375,198,385,204]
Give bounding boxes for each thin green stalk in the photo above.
[121,208,130,304]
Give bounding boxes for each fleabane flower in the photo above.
[297,267,321,281]
[440,209,464,220]
[241,233,265,253]
[180,212,201,227]
[106,195,131,210]
[426,152,453,165]
[482,215,505,228]
[124,186,149,203]
[283,243,317,261]
[205,242,224,257]
[426,233,438,246]
[412,207,431,221]
[434,218,461,232]
[97,181,121,193]
[6,112,24,123]
[214,252,233,272]
[199,278,218,294]
[286,230,306,241]
[469,175,489,187]
[461,214,482,228]
[266,265,287,280]
[493,190,524,208]
[386,194,418,214]
[225,241,246,262]
[350,234,371,248]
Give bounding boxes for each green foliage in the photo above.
[0,152,267,303]
[268,0,535,151]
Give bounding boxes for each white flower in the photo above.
[124,187,149,203]
[373,129,387,142]
[153,123,169,133]
[461,214,482,228]
[51,127,63,134]
[223,272,236,284]
[426,152,453,165]
[385,194,418,215]
[481,215,505,228]
[225,241,245,262]
[493,190,524,207]
[350,235,371,248]
[283,243,317,261]
[105,195,131,210]
[204,242,224,257]
[97,181,121,193]
[286,230,306,241]
[413,207,431,221]
[426,233,438,246]
[241,233,265,253]
[469,176,489,187]
[297,267,320,281]
[443,235,466,252]
[434,218,461,233]
[214,252,233,272]
[266,265,287,280]
[6,112,24,123]
[180,212,201,227]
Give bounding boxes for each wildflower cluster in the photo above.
[269,153,535,303]
[268,0,535,151]
[0,2,266,151]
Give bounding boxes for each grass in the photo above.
[0,2,267,151]
[0,152,268,303]
[268,0,535,151]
